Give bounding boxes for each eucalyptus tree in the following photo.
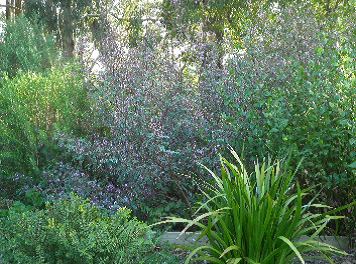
[0,0,22,20]
[160,0,355,66]
[22,0,92,58]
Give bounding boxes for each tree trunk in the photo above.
[6,0,12,20]
[15,0,21,16]
[62,7,75,58]
[214,29,224,69]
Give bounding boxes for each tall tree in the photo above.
[161,0,355,68]
[2,0,23,19]
[161,0,269,68]
[15,0,21,15]
[23,0,92,58]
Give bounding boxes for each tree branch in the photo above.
[85,13,161,23]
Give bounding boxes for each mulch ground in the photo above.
[171,248,356,263]
[300,249,356,264]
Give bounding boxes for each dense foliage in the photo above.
[219,5,356,234]
[0,0,355,260]
[58,37,235,220]
[0,15,56,77]
[0,64,92,199]
[0,194,152,263]
[156,148,353,263]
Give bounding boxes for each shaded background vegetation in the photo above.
[0,0,355,245]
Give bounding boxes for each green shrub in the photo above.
[156,148,354,263]
[0,189,44,218]
[220,4,356,235]
[1,64,91,134]
[225,42,356,187]
[0,64,92,199]
[0,73,40,198]
[0,193,153,264]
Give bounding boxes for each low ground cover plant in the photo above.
[0,193,153,263]
[156,148,355,263]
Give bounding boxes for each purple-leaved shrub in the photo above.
[49,27,237,220]
[34,162,129,212]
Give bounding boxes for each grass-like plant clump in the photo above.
[156,148,355,263]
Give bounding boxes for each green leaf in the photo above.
[278,236,305,264]
[219,245,240,258]
[347,161,356,168]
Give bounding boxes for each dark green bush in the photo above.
[0,189,44,218]
[0,194,153,263]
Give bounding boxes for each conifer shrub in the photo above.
[0,194,153,264]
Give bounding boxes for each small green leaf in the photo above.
[347,161,356,168]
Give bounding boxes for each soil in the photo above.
[299,249,356,264]
[170,248,356,263]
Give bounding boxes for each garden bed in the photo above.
[154,232,355,263]
[155,232,350,250]
[300,248,356,264]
